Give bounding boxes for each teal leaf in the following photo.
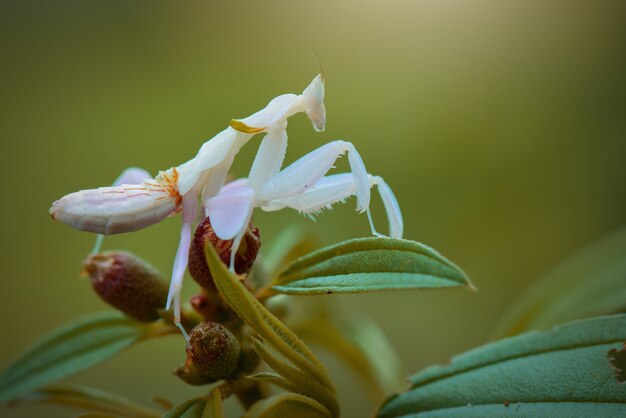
[378,314,626,418]
[271,237,473,295]
[0,311,170,404]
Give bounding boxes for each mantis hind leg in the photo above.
[256,140,371,212]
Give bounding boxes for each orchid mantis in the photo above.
[50,75,326,333]
[49,73,398,340]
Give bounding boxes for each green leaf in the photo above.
[204,244,338,416]
[243,393,331,418]
[0,311,168,404]
[377,314,626,418]
[270,237,473,295]
[163,388,223,418]
[248,372,302,397]
[290,317,404,398]
[381,403,626,418]
[263,225,320,277]
[204,388,224,418]
[248,338,337,410]
[12,384,160,418]
[492,226,626,338]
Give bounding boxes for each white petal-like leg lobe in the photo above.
[112,167,152,187]
[231,94,299,133]
[205,183,255,241]
[247,123,288,191]
[371,176,403,239]
[261,173,403,239]
[166,192,198,328]
[265,173,356,213]
[346,145,370,212]
[256,140,371,213]
[302,74,326,132]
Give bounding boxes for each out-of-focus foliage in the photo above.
[492,227,626,338]
[290,316,403,399]
[11,385,160,418]
[0,312,171,405]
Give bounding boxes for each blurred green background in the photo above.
[1,1,625,417]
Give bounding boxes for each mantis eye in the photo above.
[303,74,326,132]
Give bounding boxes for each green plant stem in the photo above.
[234,380,267,410]
[254,285,276,302]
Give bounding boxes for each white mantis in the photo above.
[50,73,403,339]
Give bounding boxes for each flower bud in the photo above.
[84,251,168,322]
[188,321,241,380]
[188,217,261,290]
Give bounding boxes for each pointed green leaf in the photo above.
[492,227,626,338]
[12,384,160,418]
[248,372,300,395]
[243,393,331,418]
[163,388,222,418]
[291,317,403,398]
[204,244,338,416]
[204,388,224,418]
[378,315,626,418]
[0,312,169,404]
[270,238,473,295]
[248,337,337,410]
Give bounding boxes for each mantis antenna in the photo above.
[309,42,325,82]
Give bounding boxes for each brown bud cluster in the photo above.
[188,217,261,290]
[187,321,241,380]
[84,251,168,322]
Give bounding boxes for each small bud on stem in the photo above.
[187,321,241,380]
[188,217,261,290]
[84,251,168,322]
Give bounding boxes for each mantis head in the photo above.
[302,74,326,132]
